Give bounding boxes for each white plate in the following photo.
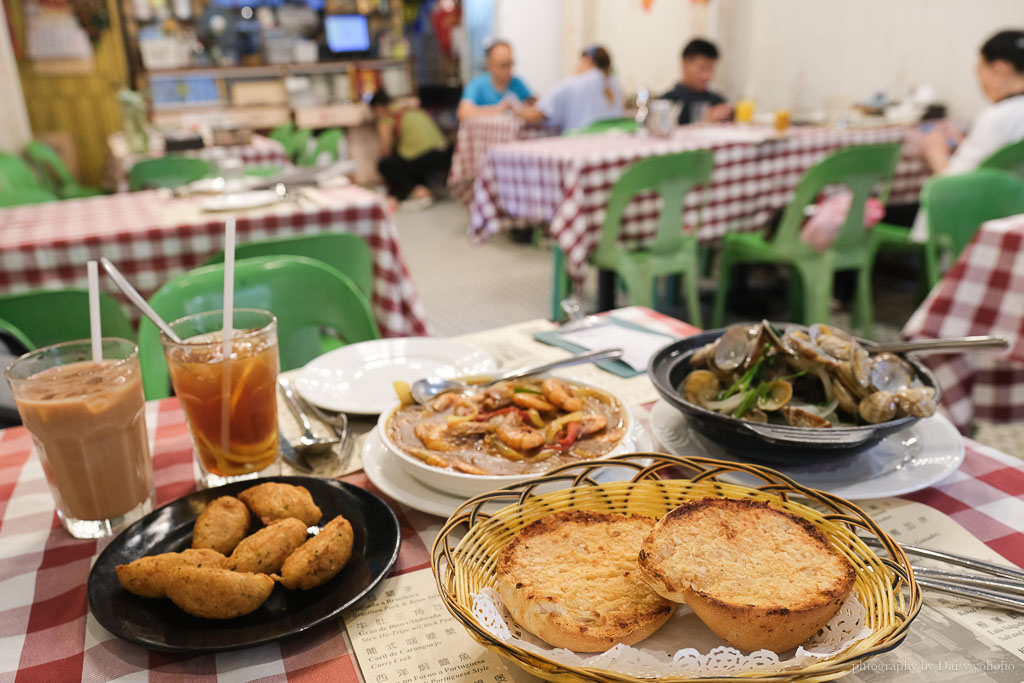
[649,400,965,500]
[361,426,657,518]
[200,190,280,212]
[295,338,498,415]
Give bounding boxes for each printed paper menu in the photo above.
[345,568,523,683]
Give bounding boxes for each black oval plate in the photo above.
[87,476,401,653]
[648,325,942,463]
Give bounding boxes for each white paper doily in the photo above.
[472,588,872,678]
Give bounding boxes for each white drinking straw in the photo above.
[221,217,236,358]
[87,260,102,364]
[220,218,236,459]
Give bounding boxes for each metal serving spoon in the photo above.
[410,348,624,406]
[864,335,1008,354]
[278,376,339,456]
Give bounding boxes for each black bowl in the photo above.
[647,325,942,464]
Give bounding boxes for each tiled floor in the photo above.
[393,199,1023,460]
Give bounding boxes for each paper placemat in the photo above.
[533,318,677,377]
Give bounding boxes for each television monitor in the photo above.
[325,14,370,53]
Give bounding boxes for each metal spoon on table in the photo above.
[278,377,339,470]
[410,348,624,406]
[864,336,1008,354]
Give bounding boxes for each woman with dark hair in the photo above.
[370,89,452,209]
[919,30,1024,173]
[520,45,624,132]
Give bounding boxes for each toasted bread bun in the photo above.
[495,510,676,652]
[638,498,855,652]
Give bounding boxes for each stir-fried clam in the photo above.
[680,321,937,428]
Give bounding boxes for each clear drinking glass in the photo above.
[161,309,280,489]
[5,339,155,539]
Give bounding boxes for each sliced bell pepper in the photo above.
[557,422,581,448]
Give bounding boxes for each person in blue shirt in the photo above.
[522,45,623,132]
[458,40,535,120]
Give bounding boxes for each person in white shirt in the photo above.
[920,30,1024,174]
[519,46,624,132]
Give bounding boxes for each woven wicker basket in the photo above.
[430,452,921,683]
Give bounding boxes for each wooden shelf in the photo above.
[145,58,410,80]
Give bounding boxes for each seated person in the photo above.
[457,40,535,120]
[521,45,624,132]
[371,90,452,209]
[918,30,1024,174]
[662,38,731,125]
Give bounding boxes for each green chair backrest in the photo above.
[923,168,1024,258]
[202,232,374,298]
[979,137,1024,179]
[0,186,58,207]
[128,157,215,191]
[0,289,135,349]
[772,143,901,253]
[0,152,49,192]
[269,122,295,147]
[23,140,76,193]
[563,117,640,137]
[298,128,344,166]
[138,255,380,399]
[594,150,715,260]
[283,128,313,163]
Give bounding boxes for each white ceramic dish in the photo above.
[649,400,964,499]
[376,380,639,499]
[200,190,280,212]
[361,425,656,518]
[295,338,497,416]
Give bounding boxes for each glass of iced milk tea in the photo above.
[161,309,280,488]
[5,339,155,539]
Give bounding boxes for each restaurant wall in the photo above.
[716,0,1024,123]
[0,8,32,153]
[493,0,564,97]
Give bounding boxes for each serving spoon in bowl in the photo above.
[410,348,624,406]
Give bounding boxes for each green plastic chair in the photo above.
[712,143,902,337]
[282,128,313,164]
[921,169,1024,286]
[562,117,640,137]
[23,140,104,199]
[0,289,134,350]
[0,152,57,206]
[138,255,380,399]
[298,128,344,167]
[202,232,374,298]
[269,122,295,147]
[552,150,715,326]
[980,137,1024,179]
[128,157,215,191]
[243,164,285,178]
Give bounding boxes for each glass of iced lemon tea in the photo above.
[161,309,280,488]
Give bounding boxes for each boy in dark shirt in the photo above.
[662,38,731,124]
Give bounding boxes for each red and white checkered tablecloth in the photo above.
[902,213,1024,433]
[0,185,429,338]
[1,383,1023,679]
[106,133,291,193]
[470,123,931,283]
[447,116,555,206]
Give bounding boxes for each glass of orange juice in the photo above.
[774,109,791,133]
[161,309,280,488]
[735,99,755,124]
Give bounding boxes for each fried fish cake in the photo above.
[279,515,354,590]
[228,517,308,574]
[165,566,275,619]
[192,496,251,555]
[115,549,227,598]
[238,483,322,526]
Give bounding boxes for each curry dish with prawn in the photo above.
[387,378,627,476]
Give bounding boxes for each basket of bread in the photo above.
[430,453,921,682]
